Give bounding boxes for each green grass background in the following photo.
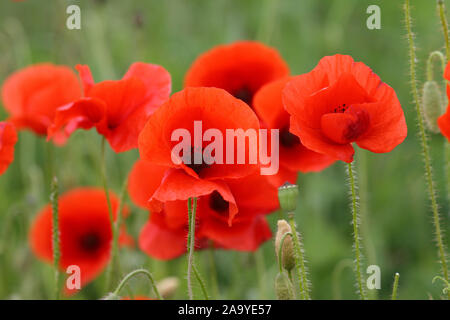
[0,0,449,300]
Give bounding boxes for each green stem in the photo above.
[113,269,162,300]
[405,0,449,299]
[346,162,366,300]
[391,273,400,300]
[438,0,450,59]
[192,264,210,300]
[50,177,61,300]
[288,213,310,300]
[187,197,197,300]
[100,138,116,290]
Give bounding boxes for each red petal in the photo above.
[0,121,18,175]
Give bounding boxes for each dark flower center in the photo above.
[333,103,348,113]
[80,232,101,252]
[183,147,210,175]
[233,87,253,106]
[280,127,300,148]
[209,191,229,214]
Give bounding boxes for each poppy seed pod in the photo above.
[275,272,295,300]
[275,220,295,272]
[278,183,299,213]
[422,80,445,133]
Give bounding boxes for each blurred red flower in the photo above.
[1,64,82,144]
[48,63,171,152]
[438,62,450,140]
[128,160,277,260]
[29,188,130,292]
[0,121,18,176]
[184,41,289,108]
[283,55,407,163]
[253,77,335,186]
[138,87,260,223]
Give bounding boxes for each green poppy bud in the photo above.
[278,183,299,213]
[275,272,295,300]
[275,220,295,272]
[422,80,445,133]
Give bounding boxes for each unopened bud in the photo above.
[157,276,179,299]
[278,183,299,213]
[422,80,445,133]
[275,272,295,300]
[275,220,295,272]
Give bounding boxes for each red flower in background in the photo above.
[29,188,130,292]
[438,62,450,140]
[128,160,278,260]
[253,77,335,186]
[0,121,18,176]
[1,64,82,144]
[184,41,289,107]
[138,87,260,221]
[283,55,407,163]
[48,63,171,152]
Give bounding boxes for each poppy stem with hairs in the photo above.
[391,273,400,300]
[406,0,450,299]
[187,197,197,299]
[50,176,61,300]
[346,162,366,300]
[287,212,310,300]
[100,137,117,290]
[112,268,162,300]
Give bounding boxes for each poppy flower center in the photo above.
[79,232,102,252]
[184,147,210,175]
[233,87,253,106]
[280,127,300,148]
[333,103,348,113]
[209,191,229,214]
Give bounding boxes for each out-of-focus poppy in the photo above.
[48,63,171,152]
[1,64,82,144]
[138,87,260,221]
[29,188,129,292]
[0,121,18,176]
[128,160,277,260]
[283,55,407,163]
[253,77,335,186]
[184,41,289,108]
[438,62,450,140]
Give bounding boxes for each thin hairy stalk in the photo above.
[288,213,310,300]
[391,273,400,300]
[438,0,450,59]
[347,162,366,300]
[192,264,210,300]
[100,138,117,290]
[50,177,61,300]
[187,197,198,300]
[113,269,162,300]
[405,0,449,299]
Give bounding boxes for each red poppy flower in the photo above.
[184,41,289,107]
[253,77,335,186]
[283,55,407,163]
[128,160,277,260]
[0,121,18,175]
[138,87,260,220]
[48,63,171,152]
[1,63,82,144]
[29,188,129,291]
[438,63,450,140]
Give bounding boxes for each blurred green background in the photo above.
[0,0,449,300]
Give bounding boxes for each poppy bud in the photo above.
[278,183,299,213]
[157,277,179,299]
[275,272,295,300]
[422,80,445,133]
[275,220,295,272]
[102,292,120,300]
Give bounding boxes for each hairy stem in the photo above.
[113,269,162,300]
[391,273,400,300]
[288,213,310,300]
[405,0,449,299]
[347,162,366,300]
[193,264,210,300]
[187,197,197,300]
[50,177,61,300]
